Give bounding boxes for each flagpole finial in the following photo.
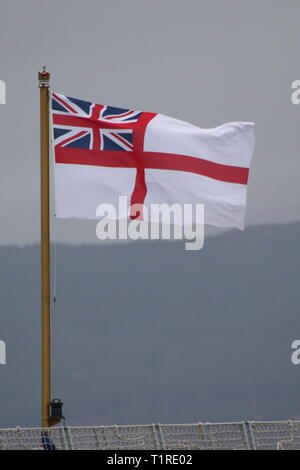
[38,66,50,88]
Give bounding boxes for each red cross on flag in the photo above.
[51,93,255,229]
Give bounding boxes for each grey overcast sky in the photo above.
[0,0,299,245]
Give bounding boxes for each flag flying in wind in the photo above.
[51,93,255,229]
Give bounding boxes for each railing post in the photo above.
[245,421,257,450]
[153,424,165,450]
[241,422,251,449]
[93,427,102,450]
[64,426,74,450]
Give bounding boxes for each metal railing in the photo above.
[0,420,300,450]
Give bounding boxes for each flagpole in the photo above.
[38,67,51,428]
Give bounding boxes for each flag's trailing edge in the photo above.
[51,93,255,230]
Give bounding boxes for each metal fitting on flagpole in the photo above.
[38,66,50,88]
[49,399,65,426]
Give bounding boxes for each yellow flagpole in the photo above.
[38,67,51,428]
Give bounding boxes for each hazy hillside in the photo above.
[0,223,299,427]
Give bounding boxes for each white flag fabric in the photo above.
[51,93,255,229]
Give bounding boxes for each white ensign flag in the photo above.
[52,93,255,229]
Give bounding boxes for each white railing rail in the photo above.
[0,420,300,450]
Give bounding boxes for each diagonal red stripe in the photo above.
[57,131,88,148]
[52,94,78,114]
[110,132,133,150]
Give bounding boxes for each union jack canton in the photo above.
[52,93,142,152]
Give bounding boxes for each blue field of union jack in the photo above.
[52,93,142,152]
